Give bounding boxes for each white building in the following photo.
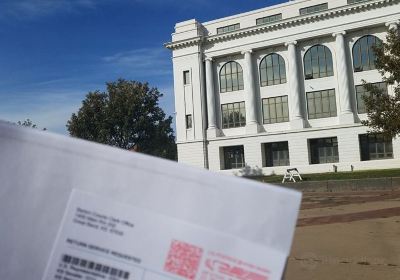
[166,0,400,175]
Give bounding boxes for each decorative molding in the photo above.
[164,36,202,50]
[241,49,253,55]
[284,41,297,47]
[332,31,347,37]
[385,20,400,29]
[165,0,400,50]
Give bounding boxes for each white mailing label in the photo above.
[42,190,287,280]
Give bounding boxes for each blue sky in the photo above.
[0,0,285,134]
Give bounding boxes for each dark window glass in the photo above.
[183,71,190,85]
[260,53,286,86]
[220,62,244,93]
[223,146,245,169]
[221,102,246,128]
[217,23,240,34]
[186,114,192,129]
[300,3,328,15]
[262,96,289,124]
[359,134,393,161]
[256,14,282,25]
[265,142,290,167]
[309,137,339,164]
[352,35,382,72]
[304,45,334,80]
[307,89,337,119]
[356,82,387,114]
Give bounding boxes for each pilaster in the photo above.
[242,49,261,134]
[205,57,221,138]
[285,41,305,129]
[333,31,355,124]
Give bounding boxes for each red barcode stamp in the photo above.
[164,240,204,279]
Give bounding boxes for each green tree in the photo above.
[362,29,400,138]
[17,119,46,130]
[67,79,177,160]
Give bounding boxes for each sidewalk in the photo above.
[286,190,400,280]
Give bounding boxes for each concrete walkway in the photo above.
[285,190,400,280]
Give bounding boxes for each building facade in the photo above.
[166,0,400,175]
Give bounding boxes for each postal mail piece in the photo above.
[0,121,301,279]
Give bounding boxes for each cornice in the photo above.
[165,0,399,50]
[164,36,202,50]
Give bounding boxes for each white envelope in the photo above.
[0,121,301,280]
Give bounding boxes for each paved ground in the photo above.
[285,190,400,280]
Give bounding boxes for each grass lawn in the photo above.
[249,168,400,183]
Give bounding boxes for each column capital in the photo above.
[241,49,253,55]
[284,41,297,47]
[204,56,213,62]
[385,20,399,30]
[332,31,346,37]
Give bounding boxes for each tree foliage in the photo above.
[17,119,46,130]
[362,29,400,138]
[67,79,177,160]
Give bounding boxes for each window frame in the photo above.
[347,0,368,4]
[183,70,190,85]
[309,137,339,164]
[304,44,334,80]
[299,3,328,15]
[221,102,246,129]
[217,23,240,35]
[259,53,287,86]
[265,141,290,167]
[219,61,244,93]
[352,35,382,72]
[355,82,387,114]
[306,89,337,119]
[256,13,283,25]
[185,114,192,129]
[359,134,393,161]
[223,145,245,170]
[262,96,289,124]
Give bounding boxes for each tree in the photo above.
[362,29,400,138]
[17,119,46,130]
[67,79,177,160]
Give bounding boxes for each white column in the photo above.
[333,31,354,124]
[205,57,219,138]
[285,41,305,129]
[242,49,260,134]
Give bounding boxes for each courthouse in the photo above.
[165,0,400,175]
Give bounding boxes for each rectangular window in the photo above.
[348,0,368,4]
[262,96,289,124]
[359,134,393,161]
[217,23,240,35]
[309,137,339,164]
[356,82,387,114]
[307,89,337,119]
[221,102,246,128]
[223,146,245,170]
[256,14,282,25]
[186,114,192,129]
[183,70,190,85]
[300,3,328,15]
[265,142,290,167]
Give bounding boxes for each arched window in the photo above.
[352,35,382,72]
[260,53,286,86]
[220,61,244,93]
[304,45,334,80]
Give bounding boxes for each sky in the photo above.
[0,0,286,134]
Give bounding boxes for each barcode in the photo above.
[62,254,130,279]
